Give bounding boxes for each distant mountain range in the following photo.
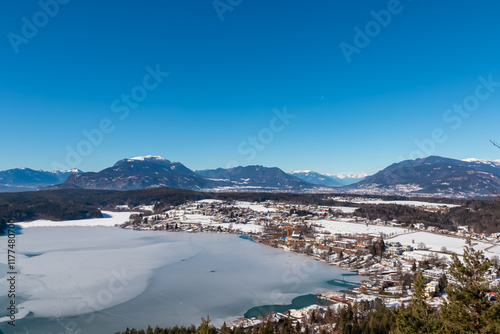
[0,168,81,192]
[289,170,367,186]
[2,155,500,198]
[196,166,316,191]
[289,170,344,187]
[41,156,323,192]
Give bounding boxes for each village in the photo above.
[119,198,500,330]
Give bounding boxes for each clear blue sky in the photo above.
[1,0,500,174]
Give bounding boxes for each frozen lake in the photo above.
[0,227,361,334]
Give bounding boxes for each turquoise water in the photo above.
[238,234,256,242]
[244,294,332,318]
[244,278,360,318]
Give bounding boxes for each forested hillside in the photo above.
[1,188,499,233]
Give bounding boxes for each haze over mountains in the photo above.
[0,168,82,192]
[289,170,367,187]
[2,155,500,198]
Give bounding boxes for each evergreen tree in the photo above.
[391,271,439,333]
[196,316,216,334]
[440,239,500,333]
[220,322,231,334]
[438,274,448,293]
[233,326,243,334]
[260,320,273,334]
[379,238,386,258]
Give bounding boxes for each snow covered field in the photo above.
[309,219,500,259]
[489,246,500,255]
[334,198,460,209]
[313,219,410,237]
[233,201,278,212]
[15,211,135,228]
[390,232,500,257]
[352,200,459,208]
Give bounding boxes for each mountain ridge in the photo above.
[345,156,500,198]
[2,155,500,198]
[196,165,320,191]
[43,156,216,191]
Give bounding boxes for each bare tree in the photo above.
[491,139,500,150]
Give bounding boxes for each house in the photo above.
[405,245,414,252]
[414,223,425,230]
[387,247,403,256]
[425,281,439,297]
[423,269,445,282]
[486,292,498,301]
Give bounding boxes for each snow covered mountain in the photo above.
[462,158,500,168]
[7,155,500,198]
[343,156,500,198]
[43,158,324,192]
[332,172,369,184]
[0,168,82,192]
[43,156,218,191]
[196,166,322,191]
[290,170,368,186]
[289,170,344,187]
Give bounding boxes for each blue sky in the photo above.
[1,0,500,174]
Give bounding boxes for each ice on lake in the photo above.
[0,227,361,334]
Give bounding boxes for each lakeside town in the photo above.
[118,198,500,330]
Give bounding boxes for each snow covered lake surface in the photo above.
[0,226,361,334]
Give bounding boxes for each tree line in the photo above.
[354,200,500,233]
[1,187,500,234]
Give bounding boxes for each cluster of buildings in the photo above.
[118,199,500,324]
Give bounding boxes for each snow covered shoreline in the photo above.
[14,211,136,228]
